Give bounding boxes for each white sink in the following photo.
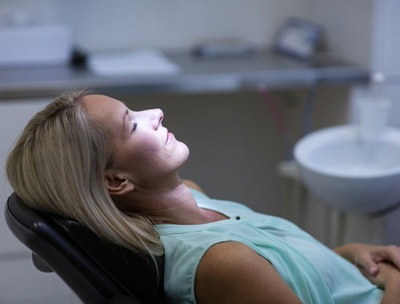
[294,125,400,214]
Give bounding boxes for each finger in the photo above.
[355,253,379,276]
[383,245,400,270]
[356,265,383,288]
[367,263,379,276]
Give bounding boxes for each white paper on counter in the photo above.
[88,49,180,76]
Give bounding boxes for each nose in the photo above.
[142,108,163,129]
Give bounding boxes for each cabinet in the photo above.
[0,99,73,303]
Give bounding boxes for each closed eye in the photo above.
[132,122,138,133]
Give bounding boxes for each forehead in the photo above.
[83,94,125,121]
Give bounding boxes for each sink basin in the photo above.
[294,125,400,214]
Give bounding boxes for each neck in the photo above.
[119,178,227,224]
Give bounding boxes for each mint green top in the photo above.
[155,189,383,303]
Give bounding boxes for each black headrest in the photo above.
[50,215,166,303]
[5,193,168,304]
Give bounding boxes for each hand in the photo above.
[335,243,400,276]
[353,244,400,276]
[358,262,400,290]
[360,262,400,304]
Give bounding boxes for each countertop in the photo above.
[0,50,369,99]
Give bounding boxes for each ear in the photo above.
[105,171,134,196]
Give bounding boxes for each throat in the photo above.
[153,206,228,225]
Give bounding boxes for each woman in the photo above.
[6,91,400,303]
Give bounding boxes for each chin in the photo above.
[177,144,190,166]
[181,145,190,162]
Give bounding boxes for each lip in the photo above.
[166,129,173,145]
[168,131,176,144]
[167,132,175,143]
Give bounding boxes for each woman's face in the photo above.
[83,95,189,190]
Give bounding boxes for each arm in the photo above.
[334,243,400,276]
[195,242,302,304]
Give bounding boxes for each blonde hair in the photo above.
[6,91,163,257]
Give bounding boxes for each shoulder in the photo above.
[195,242,301,304]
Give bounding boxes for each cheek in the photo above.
[133,138,164,164]
[111,137,159,170]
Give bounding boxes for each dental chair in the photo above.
[5,192,169,304]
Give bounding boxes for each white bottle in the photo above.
[358,72,391,142]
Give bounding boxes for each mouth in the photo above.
[168,132,175,144]
[166,128,173,145]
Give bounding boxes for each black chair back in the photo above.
[5,193,168,304]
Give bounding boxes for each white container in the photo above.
[0,25,72,67]
[358,98,391,142]
[357,73,391,142]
